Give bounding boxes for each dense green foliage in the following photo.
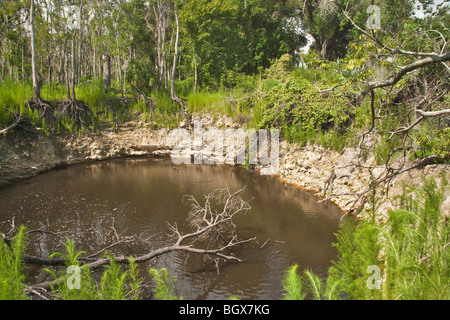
[0,226,27,300]
[0,0,449,301]
[0,0,448,162]
[281,174,449,300]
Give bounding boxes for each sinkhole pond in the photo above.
[0,156,343,299]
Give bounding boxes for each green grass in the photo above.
[186,90,231,115]
[0,226,27,300]
[76,78,110,109]
[0,78,32,109]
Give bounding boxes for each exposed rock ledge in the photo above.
[1,115,448,222]
[279,142,449,221]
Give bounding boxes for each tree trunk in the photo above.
[65,49,71,100]
[48,56,52,97]
[93,45,97,78]
[71,31,77,101]
[171,10,180,100]
[103,54,111,94]
[116,42,124,97]
[153,0,170,91]
[171,9,191,128]
[78,29,83,82]
[30,0,40,101]
[194,54,198,94]
[320,38,328,61]
[21,40,25,85]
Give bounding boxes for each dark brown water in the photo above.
[0,156,342,299]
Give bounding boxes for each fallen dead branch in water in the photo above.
[1,188,255,294]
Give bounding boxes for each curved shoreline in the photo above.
[1,117,449,221]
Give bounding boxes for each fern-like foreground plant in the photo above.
[281,173,449,300]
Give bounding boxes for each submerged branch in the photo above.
[23,188,254,290]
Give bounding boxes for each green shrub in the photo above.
[149,268,182,300]
[0,226,27,300]
[383,173,449,299]
[281,264,307,300]
[258,77,351,136]
[283,173,449,300]
[47,239,142,300]
[415,128,450,162]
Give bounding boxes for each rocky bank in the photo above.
[1,114,448,221]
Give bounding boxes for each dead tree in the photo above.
[171,9,192,129]
[314,1,450,210]
[323,169,336,200]
[30,0,39,102]
[0,188,254,295]
[148,0,171,91]
[0,114,25,134]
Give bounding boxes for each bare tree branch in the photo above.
[441,62,450,74]
[416,108,450,118]
[388,116,425,140]
[0,117,24,134]
[362,52,450,96]
[26,188,254,290]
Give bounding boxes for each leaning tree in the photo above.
[313,0,450,214]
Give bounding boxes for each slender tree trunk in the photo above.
[71,30,77,101]
[48,56,52,97]
[103,54,111,94]
[124,47,132,96]
[171,9,191,128]
[170,11,179,101]
[30,0,40,101]
[320,38,328,61]
[65,49,71,100]
[78,30,83,82]
[9,54,13,80]
[59,52,65,85]
[194,54,198,94]
[153,0,170,91]
[93,45,97,78]
[116,38,124,97]
[21,41,25,85]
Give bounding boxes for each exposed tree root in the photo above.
[56,99,93,126]
[25,98,54,122]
